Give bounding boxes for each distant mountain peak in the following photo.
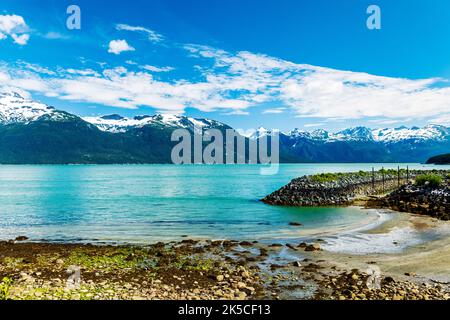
[333,126,374,142]
[248,127,269,139]
[310,129,330,140]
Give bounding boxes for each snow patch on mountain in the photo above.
[372,125,449,143]
[282,125,449,143]
[0,92,69,124]
[83,114,227,133]
[248,127,269,139]
[333,126,374,142]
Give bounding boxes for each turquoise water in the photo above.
[0,163,448,244]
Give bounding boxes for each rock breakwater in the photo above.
[262,170,449,207]
[367,182,450,220]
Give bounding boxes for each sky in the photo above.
[0,0,449,132]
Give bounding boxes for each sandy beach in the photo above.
[320,211,450,283]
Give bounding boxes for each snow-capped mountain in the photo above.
[2,91,447,144]
[333,126,374,142]
[283,128,332,140]
[276,124,450,163]
[0,91,72,124]
[372,125,450,143]
[0,91,448,164]
[281,125,449,143]
[245,127,281,140]
[309,129,331,141]
[287,128,310,139]
[83,114,228,133]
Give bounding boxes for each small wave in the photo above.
[320,217,449,254]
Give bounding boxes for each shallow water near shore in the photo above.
[0,163,449,251]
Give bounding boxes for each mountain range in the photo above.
[0,91,449,164]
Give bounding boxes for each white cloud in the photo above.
[430,114,450,126]
[304,123,325,128]
[0,15,27,34]
[262,108,285,114]
[0,14,30,45]
[0,63,254,113]
[11,33,29,45]
[142,65,174,73]
[19,61,55,75]
[42,31,69,40]
[64,68,100,77]
[7,75,51,92]
[107,39,135,55]
[0,42,449,125]
[184,45,450,123]
[367,119,402,125]
[0,71,9,82]
[224,110,250,116]
[116,24,163,42]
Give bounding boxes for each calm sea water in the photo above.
[0,163,448,244]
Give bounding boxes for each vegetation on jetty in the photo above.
[368,173,450,220]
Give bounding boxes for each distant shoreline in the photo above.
[427,153,450,165]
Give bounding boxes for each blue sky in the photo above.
[0,0,449,131]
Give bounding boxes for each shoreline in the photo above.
[0,207,403,250]
[1,211,449,300]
